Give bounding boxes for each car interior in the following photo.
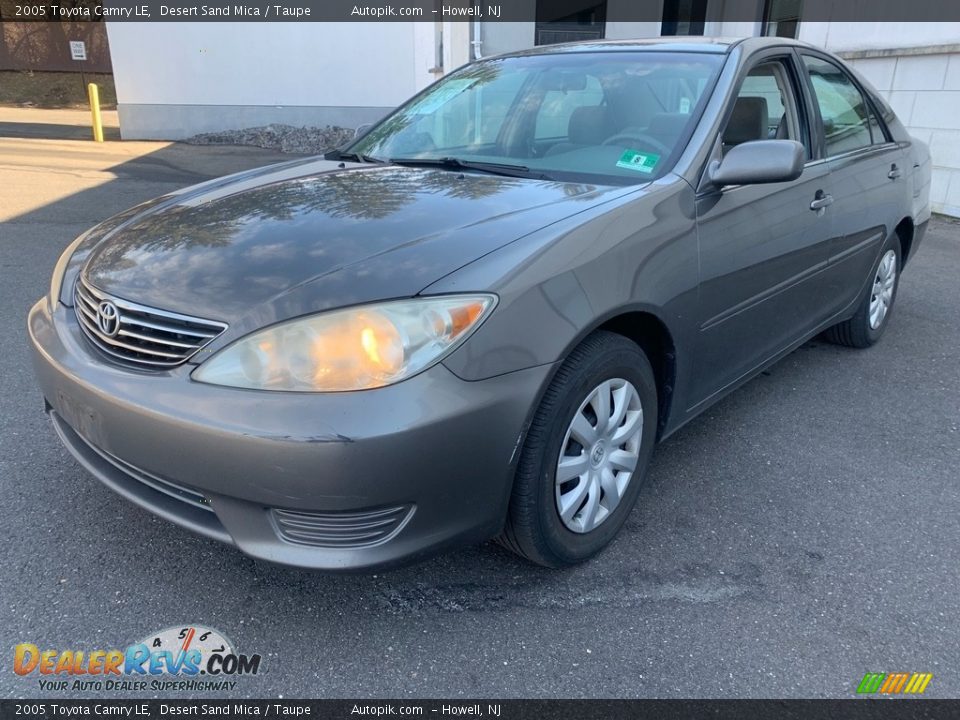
[532,59,803,164]
[533,73,703,159]
[720,60,803,156]
[367,55,745,180]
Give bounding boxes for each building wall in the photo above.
[800,22,960,216]
[798,22,960,52]
[479,22,536,57]
[106,22,421,140]
[604,21,663,40]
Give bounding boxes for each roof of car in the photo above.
[493,36,814,59]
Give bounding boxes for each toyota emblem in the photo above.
[96,300,120,337]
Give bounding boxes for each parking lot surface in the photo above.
[1,133,958,699]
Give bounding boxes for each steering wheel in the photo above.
[601,130,672,157]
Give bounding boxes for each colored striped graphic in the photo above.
[857,672,933,694]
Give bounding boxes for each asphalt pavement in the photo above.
[1,130,958,700]
[0,107,121,141]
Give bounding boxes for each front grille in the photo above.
[74,276,226,368]
[272,505,414,548]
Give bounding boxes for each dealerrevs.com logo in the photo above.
[14,625,262,693]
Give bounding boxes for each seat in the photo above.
[773,113,789,139]
[722,96,768,152]
[544,105,611,156]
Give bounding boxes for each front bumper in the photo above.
[28,299,552,570]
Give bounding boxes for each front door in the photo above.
[691,52,835,407]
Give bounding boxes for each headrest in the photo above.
[724,96,768,145]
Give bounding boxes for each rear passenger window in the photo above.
[802,55,873,156]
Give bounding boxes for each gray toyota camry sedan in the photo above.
[29,37,931,570]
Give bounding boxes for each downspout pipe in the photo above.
[471,20,483,60]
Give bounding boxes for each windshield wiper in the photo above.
[324,149,387,164]
[389,156,552,180]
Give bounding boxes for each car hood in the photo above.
[83,161,630,326]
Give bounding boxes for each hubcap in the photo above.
[869,249,897,330]
[555,378,643,534]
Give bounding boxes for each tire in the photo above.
[498,331,658,568]
[824,234,901,349]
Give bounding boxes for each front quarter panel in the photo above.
[430,176,699,428]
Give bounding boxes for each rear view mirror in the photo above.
[542,70,588,92]
[708,140,804,187]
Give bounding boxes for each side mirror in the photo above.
[708,139,804,187]
[354,123,373,140]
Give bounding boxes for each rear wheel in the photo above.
[824,235,901,348]
[498,331,658,567]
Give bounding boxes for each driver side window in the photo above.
[723,58,805,158]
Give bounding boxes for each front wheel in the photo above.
[824,235,901,348]
[498,331,658,567]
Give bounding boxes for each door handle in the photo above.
[888,164,902,180]
[810,192,834,211]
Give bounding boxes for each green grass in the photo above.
[0,70,117,109]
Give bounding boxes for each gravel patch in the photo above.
[184,123,356,155]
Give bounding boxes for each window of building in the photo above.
[661,0,708,36]
[535,0,606,46]
[762,0,803,39]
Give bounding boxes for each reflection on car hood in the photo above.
[83,161,627,323]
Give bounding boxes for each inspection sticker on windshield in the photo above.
[616,149,660,174]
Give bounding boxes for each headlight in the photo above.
[48,229,93,310]
[192,295,496,392]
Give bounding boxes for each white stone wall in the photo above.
[106,22,422,139]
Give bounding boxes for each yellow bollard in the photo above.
[87,83,104,143]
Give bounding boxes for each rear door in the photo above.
[691,50,835,406]
[798,52,906,316]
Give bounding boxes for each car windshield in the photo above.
[348,51,724,185]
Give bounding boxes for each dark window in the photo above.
[535,0,606,46]
[661,0,708,36]
[762,0,803,39]
[802,55,873,157]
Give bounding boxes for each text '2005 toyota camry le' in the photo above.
[29,37,931,570]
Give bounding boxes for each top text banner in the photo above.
[6,0,960,22]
